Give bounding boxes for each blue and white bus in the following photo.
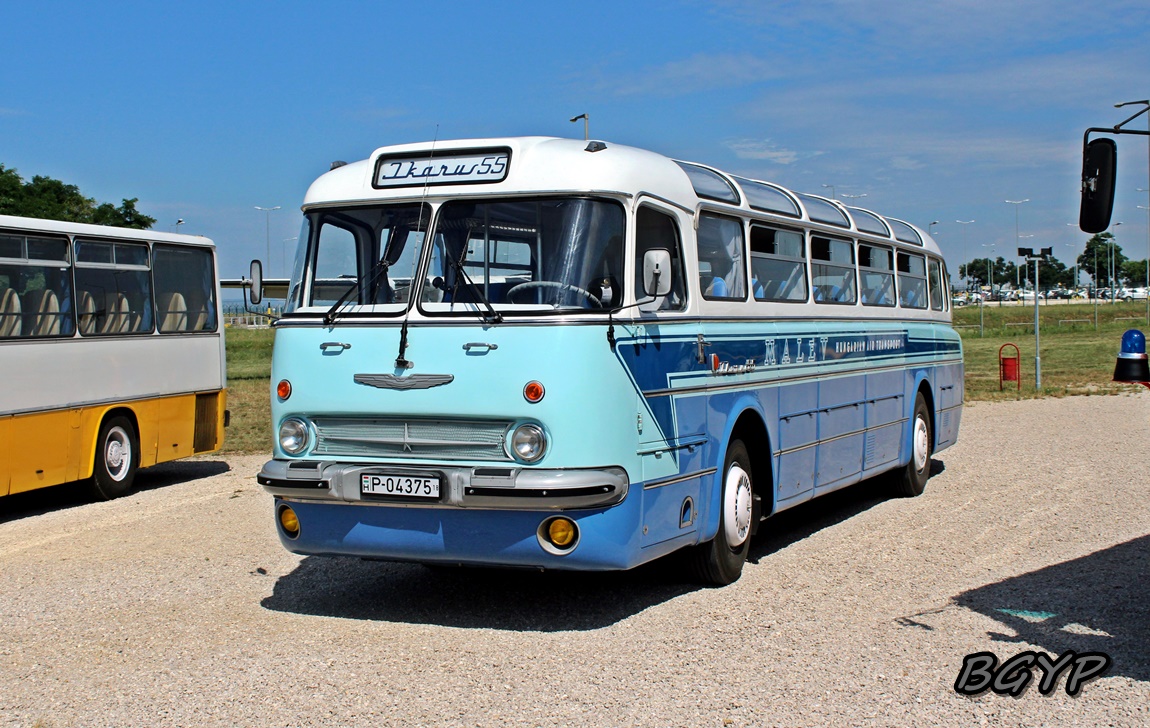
[251,136,962,584]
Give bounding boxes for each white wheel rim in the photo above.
[913,416,929,473]
[105,426,132,482]
[724,463,753,548]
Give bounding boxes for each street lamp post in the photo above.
[956,220,974,290]
[982,243,996,323]
[254,206,281,269]
[1006,199,1029,297]
[821,184,836,199]
[1117,99,1150,317]
[1139,196,1150,323]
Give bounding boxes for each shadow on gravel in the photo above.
[261,555,700,631]
[747,458,944,564]
[0,459,230,525]
[953,534,1150,682]
[260,460,946,630]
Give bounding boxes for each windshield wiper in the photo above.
[323,258,391,326]
[444,248,502,324]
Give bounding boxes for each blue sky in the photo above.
[3,1,1149,284]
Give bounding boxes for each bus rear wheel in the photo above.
[892,393,932,497]
[88,416,139,501]
[689,439,753,586]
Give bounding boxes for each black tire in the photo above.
[88,415,139,500]
[892,393,932,497]
[690,439,754,586]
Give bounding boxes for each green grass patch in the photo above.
[222,327,274,453]
[955,300,1148,400]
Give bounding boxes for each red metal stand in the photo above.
[999,343,1021,391]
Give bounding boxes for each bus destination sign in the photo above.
[374,150,510,188]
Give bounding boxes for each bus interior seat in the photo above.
[23,289,60,336]
[77,290,97,334]
[189,305,209,331]
[102,293,130,334]
[158,291,188,332]
[0,288,21,337]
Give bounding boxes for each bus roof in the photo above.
[0,214,215,248]
[302,136,940,255]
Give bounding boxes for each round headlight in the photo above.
[507,423,546,463]
[279,418,310,455]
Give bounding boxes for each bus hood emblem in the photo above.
[354,373,455,390]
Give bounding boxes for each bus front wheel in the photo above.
[88,416,139,501]
[690,439,753,586]
[892,393,932,497]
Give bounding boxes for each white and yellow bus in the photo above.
[0,215,227,500]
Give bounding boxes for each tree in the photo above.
[1078,232,1126,288]
[1121,259,1148,287]
[0,164,155,229]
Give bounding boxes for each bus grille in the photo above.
[310,417,511,461]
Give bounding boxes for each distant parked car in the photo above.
[1127,287,1148,301]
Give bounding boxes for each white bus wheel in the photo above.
[689,439,753,586]
[892,393,932,497]
[88,416,139,501]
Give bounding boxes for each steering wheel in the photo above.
[507,281,603,308]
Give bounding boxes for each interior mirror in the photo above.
[1080,137,1117,234]
[249,259,264,306]
[642,249,673,297]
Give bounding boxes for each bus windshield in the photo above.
[287,203,432,315]
[424,197,625,314]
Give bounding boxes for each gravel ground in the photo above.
[1,394,1148,727]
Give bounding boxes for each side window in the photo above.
[0,233,74,338]
[153,245,218,333]
[696,213,746,300]
[811,236,856,304]
[928,258,945,311]
[898,252,928,309]
[859,244,895,307]
[74,239,152,336]
[634,206,686,311]
[750,225,807,302]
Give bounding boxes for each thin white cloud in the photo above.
[725,139,813,165]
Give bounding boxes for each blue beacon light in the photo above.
[1113,329,1150,385]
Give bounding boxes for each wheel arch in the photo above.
[701,401,773,542]
[79,406,141,480]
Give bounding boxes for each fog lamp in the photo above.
[278,505,300,539]
[548,518,576,547]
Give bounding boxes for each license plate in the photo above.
[361,472,440,499]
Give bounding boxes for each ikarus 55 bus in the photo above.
[250,137,962,584]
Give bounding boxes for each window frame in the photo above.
[748,223,808,303]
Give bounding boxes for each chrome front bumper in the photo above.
[257,459,629,510]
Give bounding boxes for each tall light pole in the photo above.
[1117,99,1150,316]
[821,184,836,199]
[174,218,185,234]
[1064,242,1078,292]
[956,220,974,290]
[982,242,997,309]
[1110,221,1123,302]
[1006,199,1029,295]
[255,205,281,268]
